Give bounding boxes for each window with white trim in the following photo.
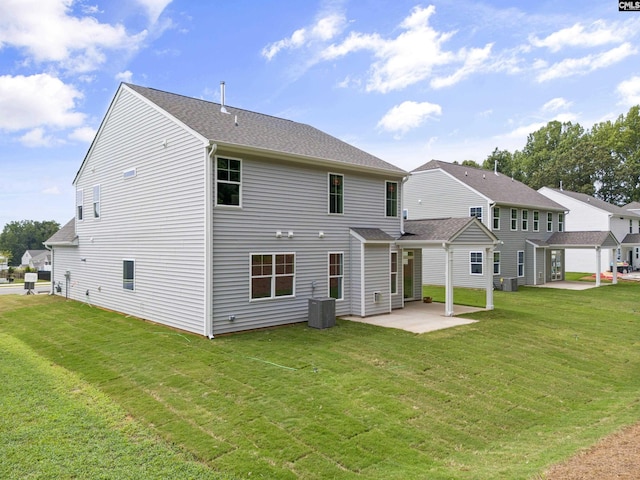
[470,206,483,222]
[533,211,539,232]
[558,212,564,232]
[521,209,528,231]
[390,252,398,295]
[493,207,500,230]
[386,181,398,217]
[329,173,344,214]
[493,251,500,275]
[328,252,343,300]
[123,260,135,290]
[630,219,633,234]
[251,253,295,300]
[76,189,84,221]
[547,212,553,232]
[470,251,483,275]
[216,157,241,206]
[517,251,525,277]
[93,185,101,218]
[510,208,518,231]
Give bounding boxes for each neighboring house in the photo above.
[0,254,8,271]
[47,82,500,337]
[539,188,640,272]
[404,160,620,288]
[21,249,51,271]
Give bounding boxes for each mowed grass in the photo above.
[1,283,640,479]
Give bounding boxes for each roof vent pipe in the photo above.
[220,81,229,114]
[560,180,563,191]
[494,160,498,175]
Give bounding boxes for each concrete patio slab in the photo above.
[341,301,483,334]
[530,281,604,290]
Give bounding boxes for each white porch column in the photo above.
[485,247,494,310]
[612,248,618,285]
[444,245,454,316]
[595,247,601,287]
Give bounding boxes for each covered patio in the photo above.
[398,217,499,316]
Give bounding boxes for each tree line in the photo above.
[0,220,60,267]
[462,105,640,206]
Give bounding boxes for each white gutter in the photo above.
[205,142,217,339]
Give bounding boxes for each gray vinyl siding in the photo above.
[350,235,363,316]
[421,248,487,289]
[211,151,403,334]
[404,170,490,225]
[362,244,391,316]
[54,88,208,335]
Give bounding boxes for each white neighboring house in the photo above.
[21,249,52,271]
[538,188,640,273]
[0,253,8,271]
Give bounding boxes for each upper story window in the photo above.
[328,252,344,300]
[510,208,518,231]
[93,185,101,218]
[558,212,564,232]
[533,211,539,232]
[521,210,529,231]
[76,189,84,221]
[630,219,633,234]
[470,206,483,222]
[216,157,241,206]
[386,181,398,217]
[329,173,344,214]
[493,207,500,230]
[547,212,553,232]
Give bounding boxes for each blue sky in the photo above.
[1,0,640,231]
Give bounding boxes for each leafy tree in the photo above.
[482,148,517,178]
[460,159,481,168]
[0,220,60,267]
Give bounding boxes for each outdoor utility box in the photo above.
[308,297,336,329]
[502,277,518,292]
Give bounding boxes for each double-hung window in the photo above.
[533,211,539,232]
[93,185,101,218]
[493,251,500,275]
[470,251,483,275]
[493,207,500,230]
[390,252,398,295]
[329,174,344,214]
[630,219,633,234]
[123,260,135,291]
[386,181,398,217]
[328,253,344,300]
[216,157,241,206]
[76,189,84,221]
[517,251,525,277]
[558,212,564,232]
[251,253,295,300]
[521,210,528,231]
[470,206,483,222]
[510,208,518,231]
[547,213,553,232]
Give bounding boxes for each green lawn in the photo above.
[1,284,639,479]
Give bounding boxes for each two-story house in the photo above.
[539,188,640,273]
[404,160,619,288]
[21,249,51,271]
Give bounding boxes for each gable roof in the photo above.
[412,160,566,211]
[545,188,639,217]
[25,249,48,257]
[546,231,620,248]
[123,83,406,176]
[44,219,78,246]
[399,217,498,245]
[622,233,640,245]
[623,201,640,211]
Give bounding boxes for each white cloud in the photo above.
[529,20,631,52]
[18,128,59,147]
[135,0,173,24]
[617,76,640,106]
[535,43,637,82]
[320,5,492,93]
[377,100,442,137]
[68,126,97,143]
[0,74,85,131]
[542,97,572,113]
[262,12,346,60]
[0,0,148,73]
[42,186,61,195]
[115,70,133,83]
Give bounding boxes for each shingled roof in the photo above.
[546,189,639,217]
[412,160,566,211]
[125,83,405,175]
[44,219,77,246]
[546,231,619,248]
[400,217,497,244]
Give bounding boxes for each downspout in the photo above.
[44,243,54,295]
[400,176,409,234]
[205,142,217,338]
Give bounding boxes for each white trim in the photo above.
[123,259,135,291]
[204,146,213,337]
[385,180,399,217]
[92,184,101,219]
[510,208,518,231]
[470,206,483,223]
[76,189,84,222]
[547,212,553,232]
[390,251,399,296]
[493,250,501,275]
[492,206,500,231]
[533,210,540,232]
[517,250,525,278]
[123,167,137,179]
[249,252,296,301]
[360,242,366,316]
[470,251,483,275]
[328,251,344,301]
[214,155,243,208]
[328,172,344,215]
[521,209,529,231]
